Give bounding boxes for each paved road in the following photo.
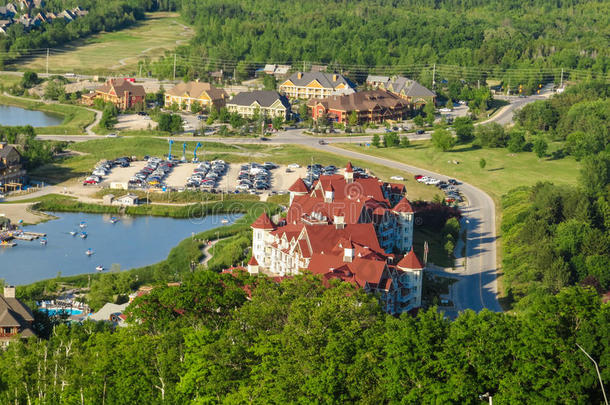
[31,94,553,313]
[314,143,501,313]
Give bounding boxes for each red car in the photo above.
[83,179,97,185]
[414,174,423,180]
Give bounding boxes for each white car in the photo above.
[105,133,118,138]
[417,176,429,183]
[390,176,405,181]
[425,178,441,185]
[439,108,451,113]
[288,163,301,169]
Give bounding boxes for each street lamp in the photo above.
[577,343,609,405]
[479,392,492,405]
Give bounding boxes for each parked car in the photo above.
[318,140,327,145]
[415,129,425,135]
[390,176,405,181]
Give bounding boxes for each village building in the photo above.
[112,194,139,206]
[249,163,422,314]
[307,90,410,124]
[82,79,146,110]
[0,285,35,347]
[366,75,436,108]
[226,90,291,120]
[0,142,26,192]
[279,71,356,100]
[164,81,227,111]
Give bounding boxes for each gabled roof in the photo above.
[393,197,414,213]
[251,212,275,230]
[345,162,353,173]
[386,76,435,98]
[97,79,146,98]
[228,91,290,109]
[397,250,423,270]
[288,178,308,193]
[248,256,258,266]
[165,81,227,100]
[307,90,406,113]
[283,71,356,91]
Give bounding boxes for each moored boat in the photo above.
[79,232,87,239]
[95,265,104,272]
[85,249,94,256]
[110,217,119,224]
[40,237,47,245]
[79,221,87,229]
[69,231,77,236]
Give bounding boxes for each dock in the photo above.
[9,231,46,241]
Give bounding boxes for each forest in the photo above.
[147,0,610,82]
[0,273,607,404]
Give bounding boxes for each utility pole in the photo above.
[560,68,564,89]
[46,48,49,76]
[577,344,608,405]
[173,53,177,81]
[139,63,142,78]
[432,63,436,89]
[477,79,480,89]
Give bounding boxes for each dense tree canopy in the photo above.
[0,274,608,404]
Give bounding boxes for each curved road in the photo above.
[31,94,552,313]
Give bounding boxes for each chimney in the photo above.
[297,72,303,79]
[3,285,15,298]
[334,213,345,229]
[333,74,338,82]
[343,245,354,262]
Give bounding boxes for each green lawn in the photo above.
[338,141,580,202]
[17,12,193,75]
[0,94,95,134]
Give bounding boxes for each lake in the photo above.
[0,212,240,285]
[0,104,63,127]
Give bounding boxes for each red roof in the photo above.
[288,178,308,193]
[397,250,423,269]
[345,162,354,173]
[248,256,258,266]
[251,212,275,229]
[393,197,414,213]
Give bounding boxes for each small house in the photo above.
[102,194,115,205]
[113,194,139,206]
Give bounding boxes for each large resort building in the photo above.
[164,81,228,111]
[279,71,356,99]
[366,75,436,108]
[249,163,423,314]
[308,90,410,124]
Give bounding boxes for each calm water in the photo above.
[0,104,63,127]
[0,212,239,285]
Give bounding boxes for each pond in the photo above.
[0,212,240,285]
[0,104,63,127]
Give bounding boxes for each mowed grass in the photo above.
[0,94,95,134]
[338,141,580,202]
[17,12,193,75]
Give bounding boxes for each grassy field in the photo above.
[0,73,23,88]
[0,94,95,134]
[338,141,580,202]
[17,12,193,75]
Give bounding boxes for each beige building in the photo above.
[226,91,291,119]
[279,71,356,100]
[164,81,227,111]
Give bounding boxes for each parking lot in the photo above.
[91,157,308,195]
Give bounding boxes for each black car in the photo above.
[448,179,459,185]
[260,137,269,141]
[415,129,425,135]
[318,140,327,145]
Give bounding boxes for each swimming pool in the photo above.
[42,308,84,316]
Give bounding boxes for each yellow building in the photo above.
[164,81,228,111]
[278,71,356,100]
